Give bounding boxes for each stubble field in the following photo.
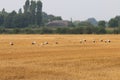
[0,34,120,80]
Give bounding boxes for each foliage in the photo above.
[77,21,94,27]
[42,12,62,26]
[4,11,17,28]
[108,18,118,27]
[0,14,4,26]
[108,16,120,27]
[0,0,120,34]
[98,20,106,27]
[0,0,42,28]
[0,26,119,34]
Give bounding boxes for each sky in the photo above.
[0,0,120,21]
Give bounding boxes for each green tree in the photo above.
[18,8,22,14]
[30,0,36,15]
[23,0,31,27]
[1,8,8,16]
[12,14,29,28]
[108,16,120,27]
[30,0,36,24]
[98,20,106,27]
[78,21,94,27]
[22,13,31,27]
[118,21,120,27]
[42,12,49,25]
[24,0,30,13]
[36,0,42,26]
[96,27,106,34]
[115,16,120,27]
[4,11,17,28]
[115,16,120,21]
[83,26,94,34]
[0,14,4,26]
[108,18,118,27]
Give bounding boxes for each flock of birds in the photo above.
[9,39,111,46]
[80,39,111,43]
[9,41,58,46]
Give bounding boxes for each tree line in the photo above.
[0,0,43,28]
[0,0,62,28]
[0,0,120,34]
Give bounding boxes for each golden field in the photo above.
[0,34,120,80]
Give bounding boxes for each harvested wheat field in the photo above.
[0,34,120,80]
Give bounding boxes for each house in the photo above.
[46,20,70,27]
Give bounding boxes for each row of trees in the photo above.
[0,26,106,34]
[0,0,120,34]
[0,0,62,28]
[73,16,120,28]
[96,16,120,28]
[0,0,42,28]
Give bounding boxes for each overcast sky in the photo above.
[0,0,120,21]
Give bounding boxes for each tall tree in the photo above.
[36,0,42,26]
[30,0,36,15]
[0,14,4,26]
[30,0,36,24]
[24,0,30,13]
[18,8,22,14]
[1,8,8,16]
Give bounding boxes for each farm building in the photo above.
[46,20,71,27]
